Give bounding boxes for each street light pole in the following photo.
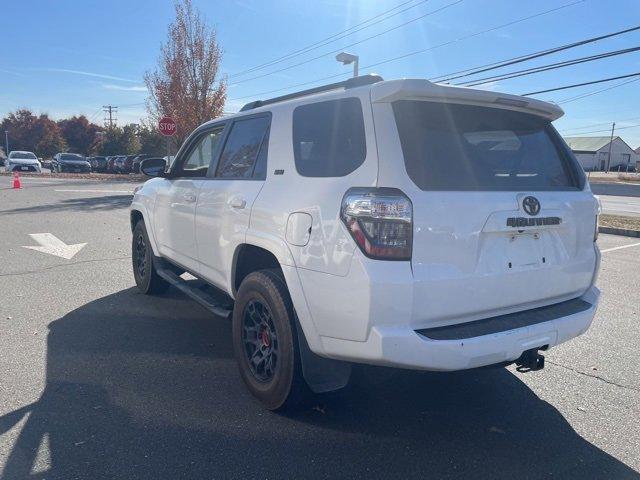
[4,130,8,156]
[336,52,359,78]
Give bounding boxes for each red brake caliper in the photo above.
[260,329,270,348]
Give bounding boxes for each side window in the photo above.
[292,97,366,177]
[252,126,270,180]
[179,127,224,176]
[215,116,270,179]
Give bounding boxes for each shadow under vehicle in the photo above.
[0,288,637,479]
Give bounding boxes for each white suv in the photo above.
[131,75,600,410]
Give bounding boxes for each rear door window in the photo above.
[215,116,270,179]
[392,100,580,191]
[292,98,366,177]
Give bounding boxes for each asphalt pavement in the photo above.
[599,195,640,217]
[0,176,639,479]
[590,182,640,217]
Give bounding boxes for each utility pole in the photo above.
[605,122,615,172]
[4,130,8,156]
[102,105,118,128]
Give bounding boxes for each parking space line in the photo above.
[54,189,134,194]
[601,242,640,253]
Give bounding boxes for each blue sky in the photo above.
[2,0,639,146]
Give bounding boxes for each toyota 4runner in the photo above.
[130,75,601,410]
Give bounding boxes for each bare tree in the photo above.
[144,0,226,145]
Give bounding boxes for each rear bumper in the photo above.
[317,286,599,371]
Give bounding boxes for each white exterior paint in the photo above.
[131,78,601,372]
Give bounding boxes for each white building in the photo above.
[563,136,639,172]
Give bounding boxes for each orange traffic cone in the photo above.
[12,171,21,189]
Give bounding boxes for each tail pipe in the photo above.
[515,348,546,373]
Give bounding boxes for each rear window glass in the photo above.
[392,100,579,191]
[292,98,366,177]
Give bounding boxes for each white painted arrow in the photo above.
[22,233,87,260]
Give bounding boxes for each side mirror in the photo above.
[140,157,168,177]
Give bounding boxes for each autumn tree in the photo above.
[58,115,102,155]
[144,0,226,144]
[1,109,66,158]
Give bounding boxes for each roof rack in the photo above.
[239,74,384,112]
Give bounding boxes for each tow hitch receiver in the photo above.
[516,348,545,373]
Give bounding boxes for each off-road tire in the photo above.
[132,219,170,295]
[232,270,307,410]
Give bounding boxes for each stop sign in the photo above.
[158,116,177,136]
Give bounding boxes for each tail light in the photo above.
[341,187,412,260]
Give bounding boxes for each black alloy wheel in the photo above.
[242,299,279,382]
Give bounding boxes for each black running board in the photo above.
[155,265,233,318]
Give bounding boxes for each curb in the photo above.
[599,226,640,238]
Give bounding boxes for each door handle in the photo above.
[183,193,197,203]
[229,197,247,209]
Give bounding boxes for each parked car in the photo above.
[88,156,108,172]
[131,75,601,410]
[124,155,138,173]
[131,154,154,173]
[112,155,129,173]
[105,156,116,173]
[52,153,91,173]
[6,151,42,173]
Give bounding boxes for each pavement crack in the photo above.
[546,359,639,392]
[0,256,131,277]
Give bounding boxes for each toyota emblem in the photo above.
[522,196,541,216]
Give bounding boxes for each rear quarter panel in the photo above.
[249,89,379,278]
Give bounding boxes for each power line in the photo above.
[431,25,640,83]
[229,0,465,86]
[88,108,104,123]
[521,72,640,96]
[230,72,351,102]
[457,46,640,87]
[562,123,640,136]
[229,0,587,100]
[118,102,146,108]
[230,0,429,78]
[361,0,586,71]
[557,76,640,104]
[560,116,640,132]
[229,42,640,102]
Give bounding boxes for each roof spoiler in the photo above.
[370,79,564,121]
